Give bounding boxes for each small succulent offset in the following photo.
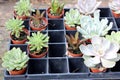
[64,9,81,27]
[29,9,45,28]
[80,36,120,70]
[77,10,113,39]
[14,0,33,16]
[27,32,49,54]
[5,18,24,38]
[66,32,86,54]
[2,47,29,71]
[50,0,64,16]
[106,31,120,44]
[109,0,120,14]
[76,0,102,15]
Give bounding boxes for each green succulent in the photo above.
[64,9,81,27]
[5,18,24,38]
[77,10,113,39]
[2,47,29,71]
[14,0,33,16]
[106,31,120,44]
[27,32,49,53]
[50,0,64,16]
[29,9,45,28]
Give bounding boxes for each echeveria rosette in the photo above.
[80,36,120,69]
[109,0,120,14]
[2,47,29,71]
[76,0,102,15]
[77,10,113,39]
[64,9,81,27]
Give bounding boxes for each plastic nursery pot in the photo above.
[47,7,64,19]
[10,28,29,44]
[14,11,28,20]
[65,24,76,30]
[29,17,48,31]
[90,68,107,73]
[9,68,26,75]
[112,10,120,18]
[28,46,48,58]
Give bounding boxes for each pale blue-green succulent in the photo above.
[5,18,24,38]
[80,36,120,69]
[76,0,102,15]
[106,31,120,44]
[27,32,49,53]
[77,10,113,39]
[14,0,34,16]
[2,47,29,71]
[64,9,81,27]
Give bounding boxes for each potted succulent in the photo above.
[109,0,120,18]
[29,9,48,31]
[27,31,49,58]
[77,10,113,42]
[65,32,86,57]
[75,0,101,15]
[106,31,120,44]
[14,0,34,20]
[47,0,64,19]
[64,9,81,30]
[2,47,29,75]
[5,18,29,44]
[80,36,120,73]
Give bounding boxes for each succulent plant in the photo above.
[14,0,33,16]
[2,47,29,71]
[77,10,113,39]
[29,9,45,28]
[64,9,81,27]
[5,18,24,38]
[80,36,120,70]
[50,0,64,16]
[109,0,120,14]
[27,32,49,54]
[76,0,102,15]
[106,31,120,44]
[66,32,86,54]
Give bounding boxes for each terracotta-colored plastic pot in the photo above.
[28,46,48,58]
[30,17,48,31]
[10,28,29,44]
[65,24,76,30]
[67,50,83,57]
[9,68,26,75]
[112,10,120,18]
[14,11,28,20]
[90,68,107,73]
[47,7,64,19]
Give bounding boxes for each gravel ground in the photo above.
[0,0,109,80]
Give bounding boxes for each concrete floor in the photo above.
[0,0,109,80]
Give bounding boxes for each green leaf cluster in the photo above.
[27,32,49,53]
[5,18,24,38]
[50,0,64,15]
[14,0,33,16]
[2,47,29,71]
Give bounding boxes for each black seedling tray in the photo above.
[4,8,120,80]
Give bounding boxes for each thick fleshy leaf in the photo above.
[80,44,95,56]
[101,58,116,68]
[103,43,119,59]
[91,36,102,45]
[83,55,100,68]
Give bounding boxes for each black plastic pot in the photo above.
[4,8,120,80]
